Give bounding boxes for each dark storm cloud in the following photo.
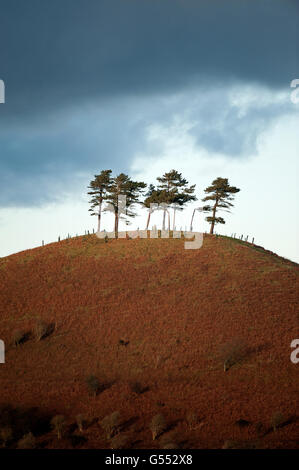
[0,0,298,206]
[1,0,297,118]
[0,97,150,206]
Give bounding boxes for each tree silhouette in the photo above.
[105,173,146,235]
[88,170,112,232]
[142,184,165,230]
[202,177,240,234]
[157,170,196,230]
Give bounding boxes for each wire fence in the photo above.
[40,229,255,247]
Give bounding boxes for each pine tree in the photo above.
[156,169,197,230]
[143,184,165,230]
[202,177,240,234]
[88,170,112,232]
[105,173,147,235]
[190,207,204,232]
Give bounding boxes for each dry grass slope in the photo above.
[0,234,298,448]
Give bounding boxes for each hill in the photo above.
[0,233,298,449]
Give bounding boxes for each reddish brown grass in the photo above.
[0,234,298,448]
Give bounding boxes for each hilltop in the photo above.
[0,234,298,449]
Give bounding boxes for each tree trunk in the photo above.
[173,208,176,231]
[190,209,195,232]
[114,211,119,237]
[97,202,102,232]
[168,211,170,231]
[162,209,166,230]
[210,221,215,234]
[146,210,151,230]
[210,201,218,234]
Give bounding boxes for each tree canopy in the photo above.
[202,177,240,234]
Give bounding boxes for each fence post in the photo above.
[252,237,255,244]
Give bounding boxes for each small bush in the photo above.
[235,419,250,428]
[34,320,48,342]
[150,414,167,440]
[17,432,36,449]
[159,432,179,449]
[100,411,121,439]
[220,338,247,371]
[86,375,100,397]
[12,330,27,347]
[129,381,146,394]
[51,415,66,439]
[69,434,87,447]
[110,434,129,449]
[156,400,165,408]
[271,412,285,432]
[0,426,13,448]
[76,414,85,433]
[255,422,267,437]
[185,411,199,430]
[155,355,163,369]
[160,440,178,449]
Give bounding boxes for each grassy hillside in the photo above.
[0,234,298,449]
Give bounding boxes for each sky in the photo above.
[0,0,298,261]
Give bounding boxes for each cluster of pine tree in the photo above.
[88,170,240,235]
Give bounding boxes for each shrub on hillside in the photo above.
[150,414,167,440]
[0,426,13,448]
[0,404,51,442]
[100,411,121,439]
[155,355,163,369]
[185,410,200,430]
[235,419,250,428]
[86,375,100,397]
[17,432,36,449]
[12,330,27,347]
[271,412,285,432]
[109,433,129,449]
[220,338,247,371]
[51,415,66,440]
[76,414,85,433]
[129,381,147,394]
[159,432,179,449]
[34,319,48,342]
[254,422,267,437]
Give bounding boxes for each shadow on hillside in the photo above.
[42,322,56,340]
[265,414,298,436]
[246,342,272,358]
[0,403,52,445]
[119,416,139,433]
[69,434,88,447]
